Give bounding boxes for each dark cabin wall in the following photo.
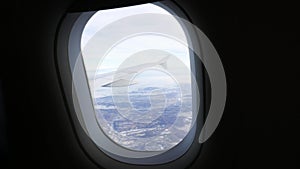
[2,0,299,169]
[174,1,300,168]
[9,1,98,169]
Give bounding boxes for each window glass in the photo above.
[81,3,193,151]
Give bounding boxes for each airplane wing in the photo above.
[102,79,137,87]
[94,71,134,87]
[93,55,170,87]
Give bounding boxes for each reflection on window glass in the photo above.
[81,4,193,151]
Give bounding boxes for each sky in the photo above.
[80,3,192,93]
[81,3,171,47]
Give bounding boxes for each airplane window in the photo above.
[81,4,193,152]
[62,1,204,166]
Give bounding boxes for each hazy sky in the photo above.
[80,3,192,93]
[81,3,171,47]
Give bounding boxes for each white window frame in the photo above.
[56,1,204,168]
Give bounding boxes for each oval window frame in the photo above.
[55,1,205,168]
